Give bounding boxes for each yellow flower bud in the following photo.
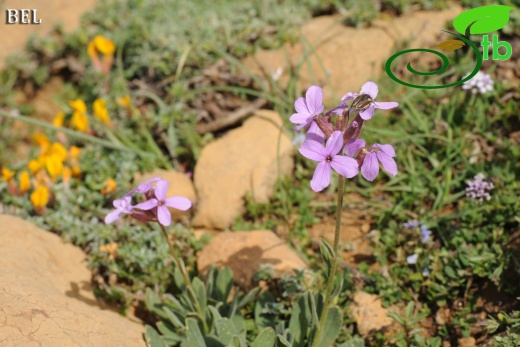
[30,185,50,209]
[45,154,64,179]
[101,178,117,195]
[91,35,116,56]
[53,112,65,127]
[28,158,44,174]
[1,167,15,181]
[99,242,118,256]
[50,142,68,162]
[71,111,89,132]
[69,146,82,160]
[19,171,31,193]
[72,164,82,177]
[69,99,87,114]
[62,166,72,184]
[32,133,50,150]
[93,98,112,125]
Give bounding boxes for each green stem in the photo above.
[158,225,208,332]
[311,176,345,347]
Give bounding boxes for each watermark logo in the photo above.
[385,5,514,89]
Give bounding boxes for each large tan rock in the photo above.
[197,230,306,288]
[351,291,394,336]
[135,169,197,221]
[193,110,294,229]
[243,5,463,105]
[0,214,145,347]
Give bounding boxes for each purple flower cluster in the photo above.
[465,173,494,203]
[403,221,432,244]
[290,82,399,192]
[105,177,192,226]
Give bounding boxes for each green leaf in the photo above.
[237,287,261,309]
[453,5,514,35]
[192,277,208,312]
[319,239,335,276]
[254,291,277,330]
[316,306,342,347]
[215,318,236,345]
[229,335,246,347]
[288,293,311,347]
[276,334,292,347]
[186,318,206,347]
[216,267,234,302]
[405,301,415,319]
[144,325,168,347]
[250,328,276,347]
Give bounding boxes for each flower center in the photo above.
[326,156,332,162]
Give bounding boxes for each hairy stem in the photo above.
[311,176,345,347]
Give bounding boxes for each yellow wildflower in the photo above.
[72,164,82,177]
[1,167,15,181]
[30,185,49,209]
[93,98,112,126]
[53,112,65,127]
[62,166,72,184]
[101,178,117,195]
[28,158,44,174]
[69,146,82,160]
[49,142,68,162]
[99,242,119,256]
[32,134,50,150]
[71,111,89,132]
[19,171,31,193]
[45,154,64,179]
[87,36,115,74]
[69,99,87,114]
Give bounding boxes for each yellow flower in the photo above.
[32,133,50,150]
[88,35,116,56]
[69,146,82,160]
[99,242,119,256]
[101,178,117,195]
[72,164,82,177]
[69,99,87,114]
[30,185,49,209]
[53,112,65,127]
[62,166,72,184]
[1,167,15,181]
[71,111,89,132]
[93,98,112,126]
[19,171,31,193]
[49,143,68,162]
[28,158,44,174]
[45,154,64,179]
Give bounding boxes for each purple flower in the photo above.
[403,221,420,228]
[134,179,191,226]
[290,85,324,130]
[420,225,432,243]
[341,81,398,120]
[299,131,358,192]
[105,196,133,224]
[344,139,366,157]
[360,144,397,181]
[465,173,493,203]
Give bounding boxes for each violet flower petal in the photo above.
[306,85,324,114]
[376,144,396,157]
[331,156,359,178]
[376,151,398,176]
[165,196,192,211]
[294,97,309,115]
[310,162,331,192]
[374,101,399,110]
[289,113,312,125]
[136,177,161,194]
[306,122,325,143]
[157,206,172,226]
[134,198,159,210]
[359,104,376,120]
[344,139,366,157]
[299,139,327,162]
[361,152,379,181]
[341,92,358,101]
[105,209,122,224]
[154,180,169,201]
[325,131,343,156]
[360,81,379,99]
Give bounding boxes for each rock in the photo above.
[458,337,476,347]
[242,5,463,105]
[197,230,306,288]
[193,110,294,229]
[351,291,394,336]
[0,214,145,346]
[135,169,196,221]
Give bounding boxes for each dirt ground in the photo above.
[0,0,97,69]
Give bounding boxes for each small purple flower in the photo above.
[344,139,366,158]
[406,254,418,265]
[422,268,430,276]
[290,85,325,130]
[299,131,359,192]
[360,143,397,181]
[466,173,493,203]
[105,196,133,224]
[134,179,191,226]
[342,81,398,120]
[420,225,432,243]
[403,221,420,228]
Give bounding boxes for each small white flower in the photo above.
[272,67,283,81]
[462,71,494,94]
[406,254,418,265]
